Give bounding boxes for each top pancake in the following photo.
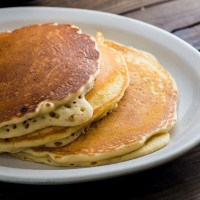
[0,36,129,152]
[12,35,178,166]
[0,23,100,127]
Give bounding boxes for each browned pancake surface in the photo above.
[0,40,128,152]
[30,41,177,158]
[0,23,100,124]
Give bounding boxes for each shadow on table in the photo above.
[0,0,42,7]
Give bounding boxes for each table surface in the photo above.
[0,0,200,199]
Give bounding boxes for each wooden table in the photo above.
[0,0,200,199]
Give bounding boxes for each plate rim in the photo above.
[0,6,200,185]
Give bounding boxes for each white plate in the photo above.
[0,7,200,184]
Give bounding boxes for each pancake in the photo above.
[0,36,129,153]
[0,23,100,138]
[93,132,170,166]
[13,132,170,167]
[12,33,178,166]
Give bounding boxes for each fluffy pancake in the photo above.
[0,23,100,138]
[13,132,170,167]
[93,132,170,166]
[0,95,93,139]
[0,37,129,153]
[12,34,178,166]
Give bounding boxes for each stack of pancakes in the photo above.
[0,23,178,167]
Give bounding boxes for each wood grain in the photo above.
[174,24,200,50]
[0,0,168,14]
[124,0,200,32]
[37,0,168,14]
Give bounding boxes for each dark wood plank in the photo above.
[79,0,167,14]
[124,0,200,32]
[0,0,168,14]
[174,24,200,50]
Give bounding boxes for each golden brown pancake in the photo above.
[0,23,100,132]
[11,33,178,166]
[91,132,170,166]
[0,35,129,153]
[12,132,170,167]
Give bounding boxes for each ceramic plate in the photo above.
[0,7,200,184]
